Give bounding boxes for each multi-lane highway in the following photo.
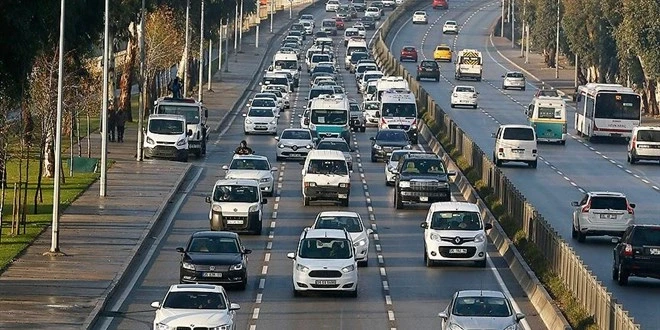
[386,0,660,327]
[92,2,551,329]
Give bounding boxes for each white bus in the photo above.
[575,83,642,139]
[379,88,418,143]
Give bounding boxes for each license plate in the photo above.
[511,149,524,153]
[203,272,223,278]
[599,214,617,219]
[227,219,244,224]
[315,280,336,285]
[419,196,428,202]
[338,194,348,199]
[449,248,467,254]
[290,153,301,157]
[650,248,660,255]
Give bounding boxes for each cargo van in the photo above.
[143,114,191,162]
[492,124,538,168]
[301,150,351,206]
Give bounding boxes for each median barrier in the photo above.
[370,1,640,329]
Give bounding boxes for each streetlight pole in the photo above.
[224,20,230,72]
[100,0,109,197]
[47,0,66,255]
[137,0,146,161]
[218,21,223,71]
[239,0,244,52]
[574,54,578,87]
[183,0,191,96]
[234,4,239,54]
[198,0,205,102]
[289,0,292,19]
[500,0,504,38]
[511,0,515,48]
[270,0,274,33]
[207,39,213,91]
[520,0,525,56]
[555,0,560,79]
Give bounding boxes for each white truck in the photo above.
[454,49,483,81]
[153,97,208,157]
[375,76,409,102]
[143,114,192,162]
[270,51,301,87]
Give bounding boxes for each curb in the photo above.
[81,163,193,330]
[419,123,571,330]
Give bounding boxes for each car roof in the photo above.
[456,290,506,299]
[213,178,260,186]
[586,191,627,198]
[429,202,480,213]
[303,228,349,239]
[500,124,533,129]
[306,149,346,160]
[633,126,660,132]
[191,230,239,239]
[231,154,269,161]
[317,211,361,218]
[403,153,440,160]
[169,284,224,293]
[318,137,348,143]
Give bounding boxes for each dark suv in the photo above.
[416,60,440,81]
[612,224,660,286]
[394,153,455,209]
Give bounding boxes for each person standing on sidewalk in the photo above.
[108,110,117,142]
[116,110,127,143]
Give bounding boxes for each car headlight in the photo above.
[156,323,174,330]
[182,262,195,271]
[353,239,367,247]
[447,323,465,330]
[341,264,355,273]
[176,139,186,146]
[212,204,222,212]
[248,204,259,212]
[373,144,382,150]
[474,233,485,243]
[146,137,155,144]
[296,263,309,272]
[411,125,417,130]
[399,181,410,188]
[270,120,277,125]
[278,143,285,148]
[339,183,350,188]
[230,263,244,271]
[306,144,313,149]
[404,145,412,149]
[245,119,253,124]
[260,177,271,182]
[387,165,396,172]
[210,325,232,330]
[429,233,441,241]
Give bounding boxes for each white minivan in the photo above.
[492,124,538,168]
[301,150,351,206]
[143,114,191,162]
[627,126,660,164]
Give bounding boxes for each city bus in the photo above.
[574,83,641,140]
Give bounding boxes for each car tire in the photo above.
[577,230,586,243]
[303,197,310,206]
[238,278,247,291]
[612,262,619,281]
[529,160,537,168]
[416,75,420,81]
[522,87,526,91]
[360,127,366,132]
[502,85,507,90]
[493,153,502,167]
[358,258,368,267]
[425,253,435,267]
[348,286,358,298]
[371,155,377,162]
[450,104,455,108]
[571,225,578,239]
[276,155,282,161]
[473,105,478,109]
[341,198,349,207]
[617,264,629,286]
[293,288,302,297]
[435,77,440,82]
[559,140,566,145]
[628,153,637,164]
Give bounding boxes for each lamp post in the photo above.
[137,0,146,161]
[183,0,191,96]
[207,39,213,91]
[511,0,515,48]
[500,0,504,38]
[270,0,274,33]
[239,0,244,52]
[100,0,109,197]
[555,0,560,79]
[198,0,205,102]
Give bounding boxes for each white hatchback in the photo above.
[442,20,458,34]
[287,228,358,297]
[311,211,372,266]
[275,128,315,160]
[223,154,278,196]
[412,11,428,24]
[365,7,382,19]
[420,202,492,267]
[325,0,340,11]
[450,85,479,109]
[492,124,538,168]
[243,101,279,135]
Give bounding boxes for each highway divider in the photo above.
[369,1,640,330]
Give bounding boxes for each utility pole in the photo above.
[574,54,579,87]
[234,4,239,54]
[224,20,230,72]
[218,21,223,71]
[520,0,525,56]
[100,0,109,197]
[270,0,274,33]
[525,24,530,63]
[511,0,515,48]
[183,0,191,96]
[137,0,146,161]
[46,0,67,255]
[239,0,244,52]
[500,0,504,38]
[198,0,205,102]
[207,39,213,91]
[555,0,560,79]
[289,0,292,19]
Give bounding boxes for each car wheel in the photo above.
[617,264,629,286]
[371,155,377,162]
[493,153,502,167]
[293,288,302,297]
[348,285,358,298]
[341,198,349,207]
[238,278,247,291]
[577,230,586,243]
[415,75,420,81]
[571,224,578,239]
[529,160,537,168]
[360,127,366,132]
[629,152,637,164]
[399,57,403,61]
[502,85,507,90]
[450,104,455,108]
[473,105,478,109]
[522,87,526,91]
[303,197,310,206]
[559,140,566,145]
[276,155,282,161]
[435,77,440,82]
[612,262,619,281]
[358,258,368,267]
[425,254,435,267]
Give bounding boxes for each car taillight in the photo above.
[498,148,503,153]
[627,203,634,215]
[581,200,591,213]
[631,135,637,149]
[623,243,633,257]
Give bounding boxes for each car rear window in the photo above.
[590,197,627,210]
[636,130,660,142]
[403,47,416,52]
[437,46,450,51]
[421,61,438,68]
[456,87,474,93]
[631,227,660,246]
[502,127,534,140]
[507,72,524,78]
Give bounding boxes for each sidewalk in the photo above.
[0,4,312,329]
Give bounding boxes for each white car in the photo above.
[287,228,358,297]
[325,0,340,12]
[275,128,315,160]
[420,202,493,267]
[359,70,384,93]
[353,24,367,37]
[382,0,396,8]
[438,290,525,330]
[300,14,315,28]
[263,86,290,109]
[301,21,314,35]
[151,284,240,330]
[492,124,538,168]
[450,85,479,109]
[395,0,404,4]
[362,100,381,126]
[299,109,311,129]
[442,20,458,34]
[223,154,278,197]
[365,7,382,20]
[571,191,635,243]
[243,99,279,135]
[253,92,283,111]
[311,211,372,266]
[412,11,428,24]
[385,149,423,185]
[315,137,354,170]
[628,126,660,164]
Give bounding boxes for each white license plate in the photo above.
[289,153,301,157]
[315,280,336,285]
[338,194,348,199]
[203,272,223,278]
[599,214,617,219]
[419,196,429,202]
[227,219,244,224]
[449,248,467,254]
[511,149,524,153]
[650,248,660,255]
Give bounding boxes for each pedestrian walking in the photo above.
[108,110,117,142]
[116,110,127,143]
[168,76,182,99]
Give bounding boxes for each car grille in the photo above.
[438,246,477,258]
[388,124,410,130]
[308,270,342,278]
[381,146,402,153]
[195,265,231,271]
[156,141,176,145]
[224,216,247,221]
[310,283,341,288]
[440,236,476,245]
[177,327,210,330]
[410,180,443,189]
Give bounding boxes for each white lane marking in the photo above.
[252,307,260,319]
[487,256,531,330]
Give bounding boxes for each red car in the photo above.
[400,46,418,62]
[433,0,448,9]
[335,18,345,30]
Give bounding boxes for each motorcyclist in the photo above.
[234,140,253,155]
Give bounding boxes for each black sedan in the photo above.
[370,129,412,162]
[361,16,377,30]
[177,231,252,290]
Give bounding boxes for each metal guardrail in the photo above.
[370,1,641,330]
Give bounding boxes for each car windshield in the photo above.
[351,52,368,62]
[315,215,363,232]
[187,237,240,253]
[251,99,276,108]
[502,127,535,140]
[636,130,660,142]
[403,47,416,52]
[255,94,276,101]
[506,72,524,78]
[390,151,416,162]
[590,197,627,210]
[350,103,360,112]
[274,60,297,69]
[317,141,350,152]
[322,20,335,27]
[437,46,450,51]
[299,238,352,259]
[357,65,377,73]
[213,185,259,203]
[364,73,383,81]
[263,77,288,86]
[307,159,348,175]
[312,55,331,63]
[162,291,227,310]
[248,108,275,117]
[281,130,311,140]
[631,227,660,246]
[148,119,184,135]
[400,159,446,175]
[452,296,512,317]
[430,211,481,230]
[313,66,334,74]
[265,90,283,98]
[376,130,408,141]
[456,87,474,93]
[362,16,374,22]
[382,103,416,117]
[229,158,270,170]
[301,15,313,20]
[157,105,200,124]
[421,61,437,68]
[537,89,559,97]
[311,109,347,125]
[364,102,379,110]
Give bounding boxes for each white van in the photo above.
[205,179,267,235]
[301,150,351,206]
[143,114,191,162]
[492,124,538,168]
[628,126,660,164]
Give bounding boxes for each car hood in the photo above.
[155,309,231,327]
[185,252,242,265]
[398,173,449,182]
[374,140,410,148]
[225,170,271,180]
[297,257,355,270]
[280,139,313,148]
[449,315,516,329]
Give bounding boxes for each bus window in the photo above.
[595,93,641,120]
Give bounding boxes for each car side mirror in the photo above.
[176,247,185,253]
[262,198,268,204]
[304,97,309,100]
[438,311,448,319]
[244,249,252,254]
[629,203,636,208]
[276,115,281,118]
[187,129,193,136]
[274,136,280,141]
[611,237,621,244]
[271,167,278,172]
[367,229,374,235]
[420,222,428,229]
[229,303,241,311]
[242,113,247,117]
[222,165,229,170]
[491,132,496,138]
[369,136,375,141]
[151,301,161,309]
[205,196,211,203]
[484,223,493,230]
[571,201,579,207]
[515,313,525,322]
[287,252,296,259]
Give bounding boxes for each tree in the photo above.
[528,0,558,68]
[145,6,185,106]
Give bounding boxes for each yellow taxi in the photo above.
[433,44,452,62]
